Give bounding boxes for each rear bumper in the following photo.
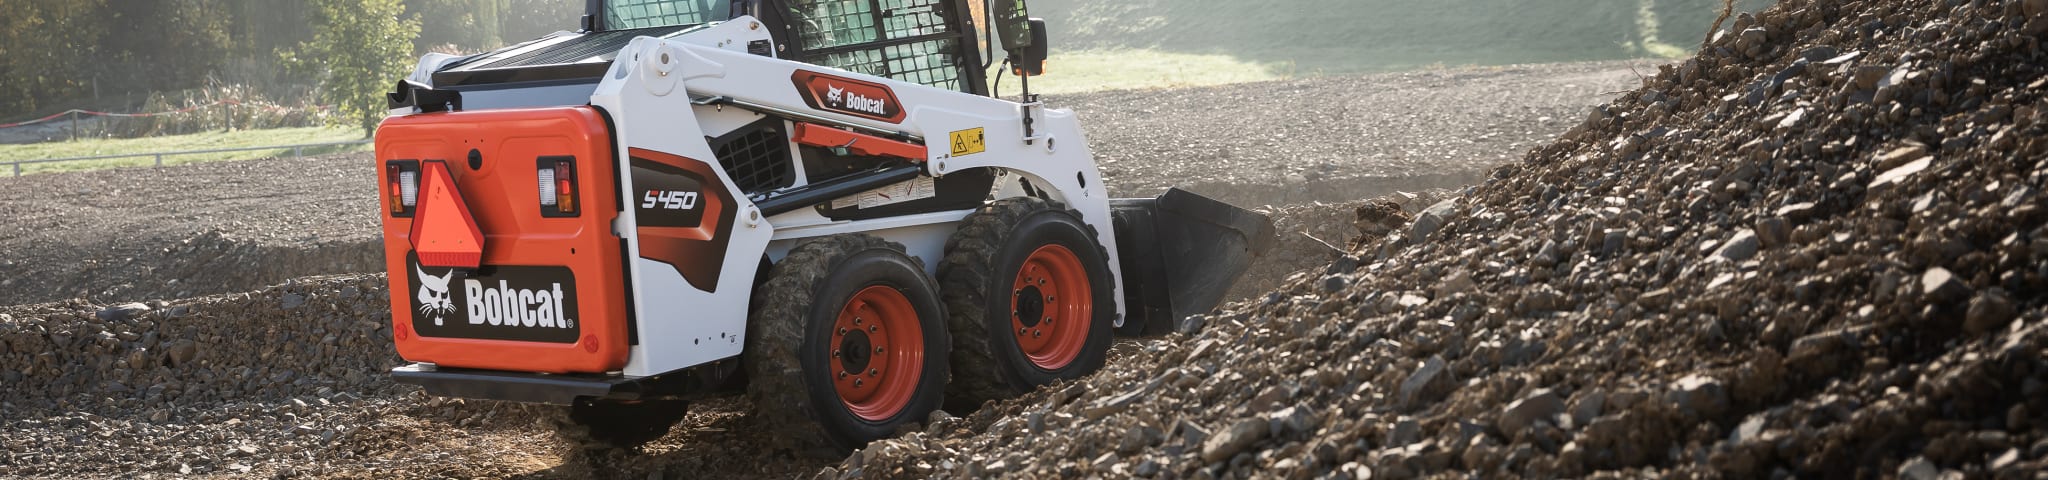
[376,107,632,374]
[391,361,742,405]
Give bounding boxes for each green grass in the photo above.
[990,48,1285,95]
[0,127,369,176]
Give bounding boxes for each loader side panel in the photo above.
[377,107,632,374]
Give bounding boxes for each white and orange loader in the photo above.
[374,0,1273,450]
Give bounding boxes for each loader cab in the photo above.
[584,0,994,96]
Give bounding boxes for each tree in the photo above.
[287,0,420,136]
[0,1,108,115]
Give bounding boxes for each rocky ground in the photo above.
[0,60,1638,478]
[833,0,2048,478]
[11,0,2046,475]
[0,55,1728,475]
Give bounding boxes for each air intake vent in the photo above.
[709,119,795,194]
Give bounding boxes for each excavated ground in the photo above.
[838,0,2048,478]
[0,61,1645,478]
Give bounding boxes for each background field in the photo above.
[1006,0,1774,93]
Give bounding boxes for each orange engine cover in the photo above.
[375,107,629,374]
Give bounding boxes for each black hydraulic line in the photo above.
[753,164,924,217]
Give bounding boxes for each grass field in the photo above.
[0,127,367,176]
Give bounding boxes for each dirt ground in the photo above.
[0,61,1640,478]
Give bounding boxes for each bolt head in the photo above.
[869,368,878,376]
[875,346,884,353]
[869,325,878,332]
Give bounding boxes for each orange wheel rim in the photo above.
[831,285,925,422]
[1011,244,1092,370]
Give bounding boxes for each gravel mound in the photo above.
[837,0,2048,477]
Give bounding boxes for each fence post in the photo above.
[12,162,19,177]
[68,111,79,142]
[155,153,164,168]
[294,146,303,159]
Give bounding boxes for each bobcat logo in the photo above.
[416,265,456,325]
[826,85,844,105]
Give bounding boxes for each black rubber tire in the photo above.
[549,398,688,451]
[938,197,1116,412]
[744,234,950,451]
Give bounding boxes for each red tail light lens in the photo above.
[385,160,420,217]
[538,156,578,217]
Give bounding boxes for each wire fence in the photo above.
[4,140,371,177]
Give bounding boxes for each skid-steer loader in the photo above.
[376,0,1274,450]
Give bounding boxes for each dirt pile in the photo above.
[0,275,446,476]
[839,0,2048,477]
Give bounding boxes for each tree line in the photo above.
[0,0,582,134]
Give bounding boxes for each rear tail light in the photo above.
[386,160,420,217]
[538,156,578,217]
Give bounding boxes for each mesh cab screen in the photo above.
[788,0,969,91]
[606,0,729,30]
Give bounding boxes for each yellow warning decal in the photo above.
[949,127,986,157]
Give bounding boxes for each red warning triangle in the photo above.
[409,161,485,268]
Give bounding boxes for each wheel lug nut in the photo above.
[855,317,863,325]
[869,368,878,376]
[869,325,878,332]
[875,346,884,353]
[1032,330,1042,338]
[1019,327,1029,335]
[854,379,863,387]
[838,328,847,335]
[839,371,848,378]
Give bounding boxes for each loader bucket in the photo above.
[1110,188,1277,336]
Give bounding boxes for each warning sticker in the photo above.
[949,127,986,157]
[831,176,938,210]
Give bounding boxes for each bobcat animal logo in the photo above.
[416,265,456,325]
[826,85,844,105]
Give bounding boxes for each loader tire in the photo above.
[938,197,1116,412]
[548,398,688,451]
[744,234,950,451]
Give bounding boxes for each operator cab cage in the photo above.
[418,0,992,98]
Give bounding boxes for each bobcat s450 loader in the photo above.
[376,0,1274,450]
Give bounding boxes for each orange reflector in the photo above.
[408,161,486,268]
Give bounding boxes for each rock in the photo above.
[1668,374,1730,417]
[1875,145,1928,171]
[1730,415,1767,444]
[1854,65,1889,90]
[1964,288,2017,334]
[1498,389,1565,437]
[1387,417,1421,447]
[1569,390,1606,427]
[1175,314,1208,335]
[1410,199,1458,244]
[1755,218,1789,249]
[1201,418,1268,464]
[1117,425,1161,454]
[1715,229,1762,262]
[279,293,307,310]
[1921,267,1970,305]
[1397,355,1454,409]
[97,303,151,322]
[1898,457,1939,480]
[164,339,199,366]
[1869,157,1932,195]
[1176,419,1210,451]
[1267,405,1319,439]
